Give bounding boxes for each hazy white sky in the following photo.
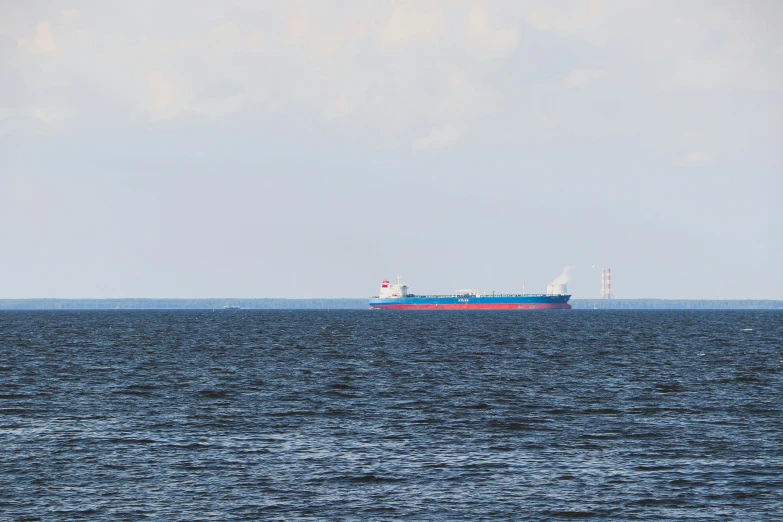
[1,0,781,299]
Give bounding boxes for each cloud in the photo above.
[207,22,242,54]
[565,68,603,86]
[245,30,264,53]
[413,124,465,152]
[60,9,80,25]
[141,71,191,121]
[31,106,71,135]
[674,151,714,167]
[379,3,444,50]
[522,0,608,41]
[324,95,351,120]
[194,95,246,120]
[0,108,17,137]
[18,20,58,55]
[16,9,88,55]
[466,5,518,55]
[5,0,783,155]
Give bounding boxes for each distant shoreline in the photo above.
[0,299,781,310]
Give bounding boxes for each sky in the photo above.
[1,0,781,299]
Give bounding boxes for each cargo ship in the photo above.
[369,278,571,310]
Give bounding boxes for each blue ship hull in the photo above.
[369,294,571,310]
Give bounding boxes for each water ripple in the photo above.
[0,310,781,520]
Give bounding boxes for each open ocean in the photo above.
[1,310,781,520]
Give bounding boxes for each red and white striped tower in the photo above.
[600,268,615,299]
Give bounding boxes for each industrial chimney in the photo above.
[600,268,614,299]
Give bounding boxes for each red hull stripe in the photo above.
[371,303,572,310]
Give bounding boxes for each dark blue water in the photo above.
[1,310,781,520]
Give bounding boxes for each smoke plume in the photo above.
[549,265,575,286]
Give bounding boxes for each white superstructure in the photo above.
[378,276,408,298]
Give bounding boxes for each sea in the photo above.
[1,310,781,521]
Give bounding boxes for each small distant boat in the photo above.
[222,305,241,310]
